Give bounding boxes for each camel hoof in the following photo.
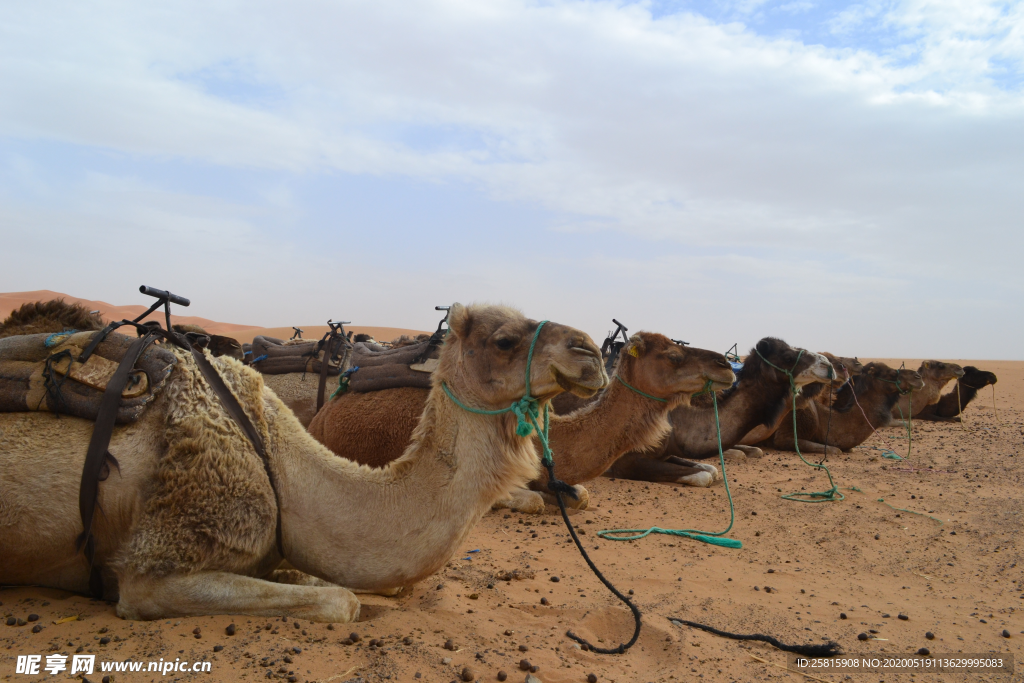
[743,447,764,459]
[722,449,746,462]
[693,462,720,480]
[493,489,546,514]
[321,588,361,623]
[677,471,713,488]
[564,485,590,510]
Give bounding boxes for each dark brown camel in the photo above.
[604,337,835,483]
[0,299,105,339]
[767,362,925,455]
[916,366,998,421]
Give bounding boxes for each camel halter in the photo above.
[614,375,667,402]
[441,320,642,655]
[752,346,844,503]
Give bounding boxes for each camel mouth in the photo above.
[701,369,736,392]
[551,365,605,398]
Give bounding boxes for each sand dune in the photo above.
[0,290,428,342]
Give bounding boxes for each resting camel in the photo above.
[309,333,736,509]
[604,338,835,482]
[736,351,859,447]
[0,303,606,621]
[0,298,104,339]
[767,362,925,455]
[916,366,998,421]
[889,360,963,421]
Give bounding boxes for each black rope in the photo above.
[668,618,842,657]
[544,461,642,654]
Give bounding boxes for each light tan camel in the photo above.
[309,333,736,510]
[0,304,606,622]
[890,360,963,422]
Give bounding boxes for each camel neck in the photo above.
[271,384,539,592]
[671,377,792,457]
[544,369,671,485]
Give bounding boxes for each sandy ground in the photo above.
[2,359,1022,683]
[0,291,428,344]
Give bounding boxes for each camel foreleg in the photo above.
[538,484,590,510]
[267,568,404,596]
[492,487,546,514]
[605,457,713,487]
[793,439,841,456]
[116,571,360,623]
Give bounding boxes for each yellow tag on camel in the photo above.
[628,346,640,358]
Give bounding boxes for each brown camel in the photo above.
[309,333,736,508]
[0,299,105,339]
[767,362,925,455]
[916,366,998,421]
[605,338,835,483]
[890,360,964,421]
[737,351,859,446]
[0,303,606,621]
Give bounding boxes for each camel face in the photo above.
[961,366,997,389]
[625,333,734,399]
[920,360,964,383]
[791,350,834,388]
[821,352,862,387]
[444,303,606,405]
[899,368,926,392]
[863,362,924,394]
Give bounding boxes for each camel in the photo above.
[889,360,963,421]
[767,362,925,455]
[309,333,737,509]
[604,338,835,483]
[737,352,861,446]
[0,299,104,339]
[0,303,606,621]
[916,366,998,421]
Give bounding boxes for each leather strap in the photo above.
[77,331,159,597]
[316,334,339,413]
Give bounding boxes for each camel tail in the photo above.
[668,618,842,657]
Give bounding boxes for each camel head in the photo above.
[862,362,925,395]
[439,303,607,407]
[617,333,734,405]
[960,366,998,389]
[745,337,834,390]
[820,352,863,387]
[918,360,964,383]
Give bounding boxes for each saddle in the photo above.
[250,335,347,376]
[0,331,176,423]
[345,338,441,393]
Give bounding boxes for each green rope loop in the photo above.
[598,387,742,548]
[615,375,667,402]
[752,346,843,503]
[441,321,548,439]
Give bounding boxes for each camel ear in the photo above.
[922,361,930,369]
[626,334,645,358]
[447,303,471,339]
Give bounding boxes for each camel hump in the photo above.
[0,330,177,424]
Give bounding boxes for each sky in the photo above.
[1,0,1022,359]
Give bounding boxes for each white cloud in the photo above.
[0,0,1021,357]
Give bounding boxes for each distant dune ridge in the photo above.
[0,290,428,343]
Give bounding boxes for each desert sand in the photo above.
[1,294,1021,682]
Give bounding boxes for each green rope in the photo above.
[615,375,667,402]
[753,347,843,503]
[597,384,742,549]
[440,321,549,440]
[843,487,943,526]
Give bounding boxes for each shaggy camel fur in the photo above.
[917,366,998,421]
[309,333,737,508]
[890,361,963,421]
[605,338,835,483]
[767,362,925,455]
[0,299,105,339]
[0,303,606,621]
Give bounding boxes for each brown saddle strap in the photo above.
[77,326,284,599]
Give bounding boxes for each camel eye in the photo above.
[494,338,515,351]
